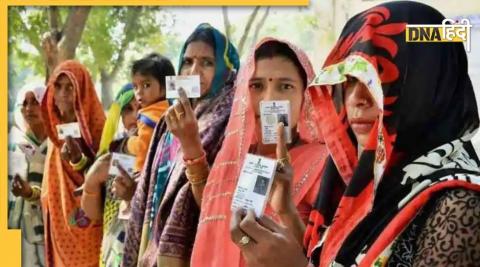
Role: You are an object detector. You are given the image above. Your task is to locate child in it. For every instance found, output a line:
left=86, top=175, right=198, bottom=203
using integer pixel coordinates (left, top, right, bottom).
left=127, top=53, right=175, bottom=172
left=111, top=53, right=175, bottom=202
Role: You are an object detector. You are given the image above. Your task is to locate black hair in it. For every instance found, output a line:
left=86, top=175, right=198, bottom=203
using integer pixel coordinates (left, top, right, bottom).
left=184, top=27, right=216, bottom=53
left=131, top=53, right=175, bottom=89
left=254, top=41, right=307, bottom=88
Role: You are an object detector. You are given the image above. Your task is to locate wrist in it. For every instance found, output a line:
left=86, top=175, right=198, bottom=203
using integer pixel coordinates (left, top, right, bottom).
left=181, top=138, right=204, bottom=159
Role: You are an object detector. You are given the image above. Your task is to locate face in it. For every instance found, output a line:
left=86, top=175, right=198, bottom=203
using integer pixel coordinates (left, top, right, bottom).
left=249, top=56, right=305, bottom=137
left=21, top=92, right=42, bottom=126
left=54, top=74, right=75, bottom=117
left=121, top=98, right=140, bottom=131
left=132, top=73, right=164, bottom=108
left=180, top=41, right=216, bottom=96
left=344, top=76, right=381, bottom=147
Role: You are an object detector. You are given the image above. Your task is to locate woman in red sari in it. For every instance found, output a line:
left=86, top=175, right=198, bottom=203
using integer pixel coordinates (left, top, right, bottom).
left=191, top=38, right=328, bottom=267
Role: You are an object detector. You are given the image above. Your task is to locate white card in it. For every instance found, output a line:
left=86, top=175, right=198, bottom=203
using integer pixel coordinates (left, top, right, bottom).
left=231, top=154, right=277, bottom=217
left=109, top=152, right=136, bottom=177
left=166, top=75, right=201, bottom=99
left=56, top=122, right=81, bottom=140
left=9, top=151, right=28, bottom=179
left=260, top=100, right=292, bottom=144
left=17, top=143, right=36, bottom=157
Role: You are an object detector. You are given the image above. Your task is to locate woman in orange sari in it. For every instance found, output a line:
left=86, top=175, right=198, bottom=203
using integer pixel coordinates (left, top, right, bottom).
left=41, top=60, right=106, bottom=266
left=191, top=38, right=327, bottom=267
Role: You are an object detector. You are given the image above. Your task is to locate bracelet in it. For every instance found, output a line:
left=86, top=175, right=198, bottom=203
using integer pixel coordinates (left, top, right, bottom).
left=189, top=177, right=208, bottom=186
left=70, top=153, right=89, bottom=171
left=83, top=187, right=100, bottom=197
left=24, top=185, right=41, bottom=202
left=185, top=165, right=209, bottom=185
left=183, top=150, right=207, bottom=166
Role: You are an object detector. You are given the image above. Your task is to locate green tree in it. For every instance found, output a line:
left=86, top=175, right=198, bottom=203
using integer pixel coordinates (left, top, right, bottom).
left=9, top=6, right=174, bottom=108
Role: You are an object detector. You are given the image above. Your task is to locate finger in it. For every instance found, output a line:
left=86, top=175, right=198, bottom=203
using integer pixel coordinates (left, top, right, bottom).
left=173, top=102, right=186, bottom=120
left=276, top=123, right=288, bottom=160
left=239, top=209, right=273, bottom=243
left=257, top=215, right=284, bottom=234
left=230, top=209, right=249, bottom=244
left=178, top=88, right=194, bottom=119
left=116, top=164, right=133, bottom=185
left=167, top=108, right=179, bottom=129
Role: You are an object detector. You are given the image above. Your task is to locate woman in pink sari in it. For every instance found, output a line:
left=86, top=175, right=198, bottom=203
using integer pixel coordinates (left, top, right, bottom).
left=191, top=38, right=328, bottom=267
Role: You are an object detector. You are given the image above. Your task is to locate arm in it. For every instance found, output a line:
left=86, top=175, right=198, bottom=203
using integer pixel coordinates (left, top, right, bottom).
left=126, top=122, right=154, bottom=171
left=80, top=153, right=111, bottom=221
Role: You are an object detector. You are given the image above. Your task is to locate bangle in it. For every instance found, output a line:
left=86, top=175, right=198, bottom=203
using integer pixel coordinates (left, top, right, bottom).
left=70, top=153, right=89, bottom=171
left=184, top=150, right=207, bottom=166
left=25, top=186, right=41, bottom=202
left=185, top=164, right=209, bottom=185
left=83, top=187, right=100, bottom=197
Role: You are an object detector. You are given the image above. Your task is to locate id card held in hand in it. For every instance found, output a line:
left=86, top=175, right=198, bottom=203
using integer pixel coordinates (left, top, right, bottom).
left=166, top=75, right=201, bottom=99
left=56, top=122, right=81, bottom=140
left=231, top=154, right=277, bottom=217
left=109, top=153, right=136, bottom=178
left=260, top=100, right=292, bottom=144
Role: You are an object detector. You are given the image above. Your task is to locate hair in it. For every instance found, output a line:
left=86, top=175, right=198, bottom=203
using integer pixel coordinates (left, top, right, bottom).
left=254, top=41, right=307, bottom=88
left=131, top=53, right=176, bottom=89
left=184, top=27, right=216, bottom=53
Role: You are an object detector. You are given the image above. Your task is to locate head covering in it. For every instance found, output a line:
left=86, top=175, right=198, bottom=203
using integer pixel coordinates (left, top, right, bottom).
left=122, top=23, right=240, bottom=267
left=191, top=37, right=326, bottom=267
left=304, top=2, right=480, bottom=266
left=14, top=83, right=46, bottom=133
left=178, top=23, right=240, bottom=98
left=41, top=60, right=105, bottom=266
left=97, top=83, right=135, bottom=156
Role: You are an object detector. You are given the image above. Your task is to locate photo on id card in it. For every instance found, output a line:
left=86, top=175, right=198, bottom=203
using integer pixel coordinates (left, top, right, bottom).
left=260, top=100, right=292, bottom=144
left=231, top=154, right=277, bottom=217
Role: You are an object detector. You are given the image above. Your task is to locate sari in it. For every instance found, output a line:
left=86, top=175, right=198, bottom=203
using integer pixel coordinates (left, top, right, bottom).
left=41, top=60, right=106, bottom=266
left=99, top=84, right=135, bottom=267
left=8, top=84, right=47, bottom=267
left=122, top=23, right=240, bottom=267
left=304, top=2, right=480, bottom=266
left=190, top=38, right=327, bottom=267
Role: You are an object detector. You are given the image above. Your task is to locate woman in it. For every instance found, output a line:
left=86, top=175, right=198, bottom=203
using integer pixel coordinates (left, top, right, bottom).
left=122, top=23, right=240, bottom=267
left=41, top=60, right=106, bottom=266
left=81, top=83, right=139, bottom=267
left=191, top=38, right=327, bottom=267
left=8, top=83, right=47, bottom=267
left=230, top=2, right=480, bottom=267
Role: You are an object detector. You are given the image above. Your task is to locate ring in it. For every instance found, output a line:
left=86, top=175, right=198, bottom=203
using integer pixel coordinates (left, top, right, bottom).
left=276, top=155, right=291, bottom=172
left=238, top=235, right=251, bottom=246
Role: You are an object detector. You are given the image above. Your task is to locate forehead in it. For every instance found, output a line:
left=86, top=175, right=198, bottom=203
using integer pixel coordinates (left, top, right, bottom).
left=183, top=41, right=215, bottom=58
left=55, top=74, right=72, bottom=85
left=22, top=91, right=38, bottom=103
left=132, top=73, right=157, bottom=82
left=252, top=57, right=301, bottom=80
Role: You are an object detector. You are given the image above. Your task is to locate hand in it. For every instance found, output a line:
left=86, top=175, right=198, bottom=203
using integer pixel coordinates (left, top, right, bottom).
left=111, top=163, right=136, bottom=201
left=84, top=153, right=112, bottom=190
left=60, top=136, right=83, bottom=163
left=230, top=209, right=308, bottom=267
left=165, top=88, right=202, bottom=151
left=11, top=175, right=33, bottom=198
left=269, top=123, right=295, bottom=215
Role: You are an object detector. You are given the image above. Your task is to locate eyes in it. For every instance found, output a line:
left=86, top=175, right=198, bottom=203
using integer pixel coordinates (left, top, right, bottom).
left=248, top=80, right=296, bottom=93
left=54, top=83, right=73, bottom=92
left=133, top=82, right=151, bottom=91
left=182, top=58, right=215, bottom=68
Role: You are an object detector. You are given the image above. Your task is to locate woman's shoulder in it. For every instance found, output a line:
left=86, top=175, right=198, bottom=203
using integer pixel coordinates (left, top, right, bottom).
left=412, top=188, right=480, bottom=266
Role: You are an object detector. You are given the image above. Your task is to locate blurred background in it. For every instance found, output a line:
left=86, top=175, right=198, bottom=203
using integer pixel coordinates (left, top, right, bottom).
left=8, top=0, right=480, bottom=151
